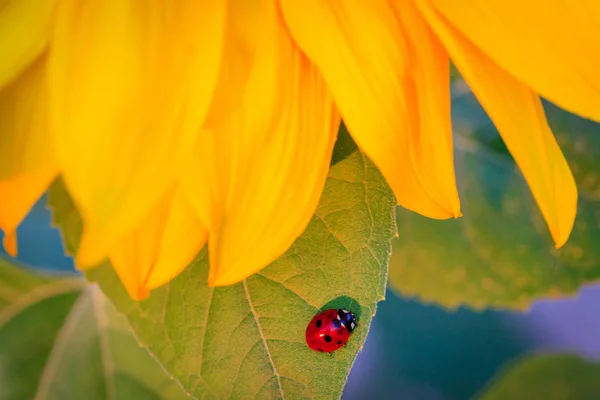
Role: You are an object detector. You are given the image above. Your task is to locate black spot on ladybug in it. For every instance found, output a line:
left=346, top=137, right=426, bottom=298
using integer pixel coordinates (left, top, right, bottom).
left=317, top=348, right=323, bottom=352
left=324, top=335, right=332, bottom=343
left=315, top=320, right=322, bottom=328
left=337, top=341, right=342, bottom=345
left=332, top=319, right=341, bottom=329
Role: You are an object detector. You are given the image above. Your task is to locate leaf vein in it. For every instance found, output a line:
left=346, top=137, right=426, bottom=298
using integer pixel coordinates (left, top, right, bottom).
left=0, top=282, right=23, bottom=302
left=199, top=287, right=215, bottom=374
left=228, top=339, right=262, bottom=399
left=242, top=279, right=285, bottom=399
left=314, top=215, right=352, bottom=255
left=0, top=278, right=84, bottom=327
left=91, top=286, right=117, bottom=400
left=33, top=290, right=88, bottom=400
left=360, top=152, right=375, bottom=246
left=258, top=273, right=320, bottom=311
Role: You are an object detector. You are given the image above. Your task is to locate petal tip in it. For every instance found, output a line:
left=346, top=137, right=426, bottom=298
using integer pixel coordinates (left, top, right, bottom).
left=74, top=232, right=107, bottom=270
left=122, top=283, right=150, bottom=301
left=549, top=214, right=576, bottom=250
left=206, top=260, right=221, bottom=287
left=133, top=286, right=150, bottom=301
left=418, top=208, right=462, bottom=220
left=74, top=251, right=96, bottom=271
left=2, top=232, right=18, bottom=257
left=207, top=272, right=241, bottom=288
left=207, top=261, right=251, bottom=287
left=207, top=241, right=253, bottom=287
left=206, top=277, right=218, bottom=288
left=403, top=196, right=462, bottom=220
left=551, top=227, right=573, bottom=250
left=549, top=184, right=577, bottom=250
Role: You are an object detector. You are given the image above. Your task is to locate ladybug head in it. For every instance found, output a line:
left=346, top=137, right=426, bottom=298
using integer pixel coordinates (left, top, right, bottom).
left=337, top=309, right=357, bottom=333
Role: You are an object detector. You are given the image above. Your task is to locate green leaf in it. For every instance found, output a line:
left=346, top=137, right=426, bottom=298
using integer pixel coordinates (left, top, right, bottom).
left=477, top=354, right=600, bottom=400
left=388, top=86, right=600, bottom=310
left=0, top=258, right=188, bottom=400
left=48, top=140, right=397, bottom=399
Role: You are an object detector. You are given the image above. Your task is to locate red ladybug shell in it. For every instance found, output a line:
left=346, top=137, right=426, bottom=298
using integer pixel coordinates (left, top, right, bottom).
left=305, top=308, right=356, bottom=353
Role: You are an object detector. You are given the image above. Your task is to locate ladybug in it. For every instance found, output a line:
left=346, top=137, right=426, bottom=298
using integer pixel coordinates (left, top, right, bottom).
left=305, top=308, right=357, bottom=353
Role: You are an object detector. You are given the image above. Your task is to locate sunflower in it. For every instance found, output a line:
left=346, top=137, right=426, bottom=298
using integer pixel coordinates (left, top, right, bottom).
left=0, top=0, right=586, bottom=300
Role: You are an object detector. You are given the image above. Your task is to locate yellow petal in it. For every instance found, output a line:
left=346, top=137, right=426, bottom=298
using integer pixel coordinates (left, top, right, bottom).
left=180, top=0, right=340, bottom=286
left=423, top=0, right=600, bottom=123
left=2, top=232, right=16, bottom=257
left=280, top=0, right=461, bottom=219
left=0, top=0, right=56, bottom=88
left=109, top=185, right=207, bottom=301
left=417, top=0, right=577, bottom=247
left=48, top=0, right=226, bottom=268
left=0, top=56, right=58, bottom=256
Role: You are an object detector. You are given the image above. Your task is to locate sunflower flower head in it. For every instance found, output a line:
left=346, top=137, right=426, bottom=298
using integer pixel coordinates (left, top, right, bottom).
left=0, top=0, right=583, bottom=300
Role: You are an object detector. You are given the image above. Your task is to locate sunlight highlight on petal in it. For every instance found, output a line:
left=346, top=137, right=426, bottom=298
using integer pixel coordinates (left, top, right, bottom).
left=281, top=0, right=460, bottom=219
left=0, top=0, right=55, bottom=88
left=417, top=0, right=577, bottom=247
left=0, top=56, right=58, bottom=256
left=181, top=0, right=340, bottom=286
left=109, top=185, right=207, bottom=301
left=49, top=0, right=226, bottom=268
left=424, top=0, right=600, bottom=122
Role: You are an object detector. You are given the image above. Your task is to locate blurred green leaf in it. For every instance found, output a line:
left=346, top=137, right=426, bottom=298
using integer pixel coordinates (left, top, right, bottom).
left=389, top=86, right=600, bottom=310
left=49, top=143, right=397, bottom=399
left=477, top=354, right=600, bottom=400
left=0, top=258, right=187, bottom=400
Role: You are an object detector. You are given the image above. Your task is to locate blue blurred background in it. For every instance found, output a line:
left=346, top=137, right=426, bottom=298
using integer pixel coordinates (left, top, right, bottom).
left=2, top=195, right=599, bottom=400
